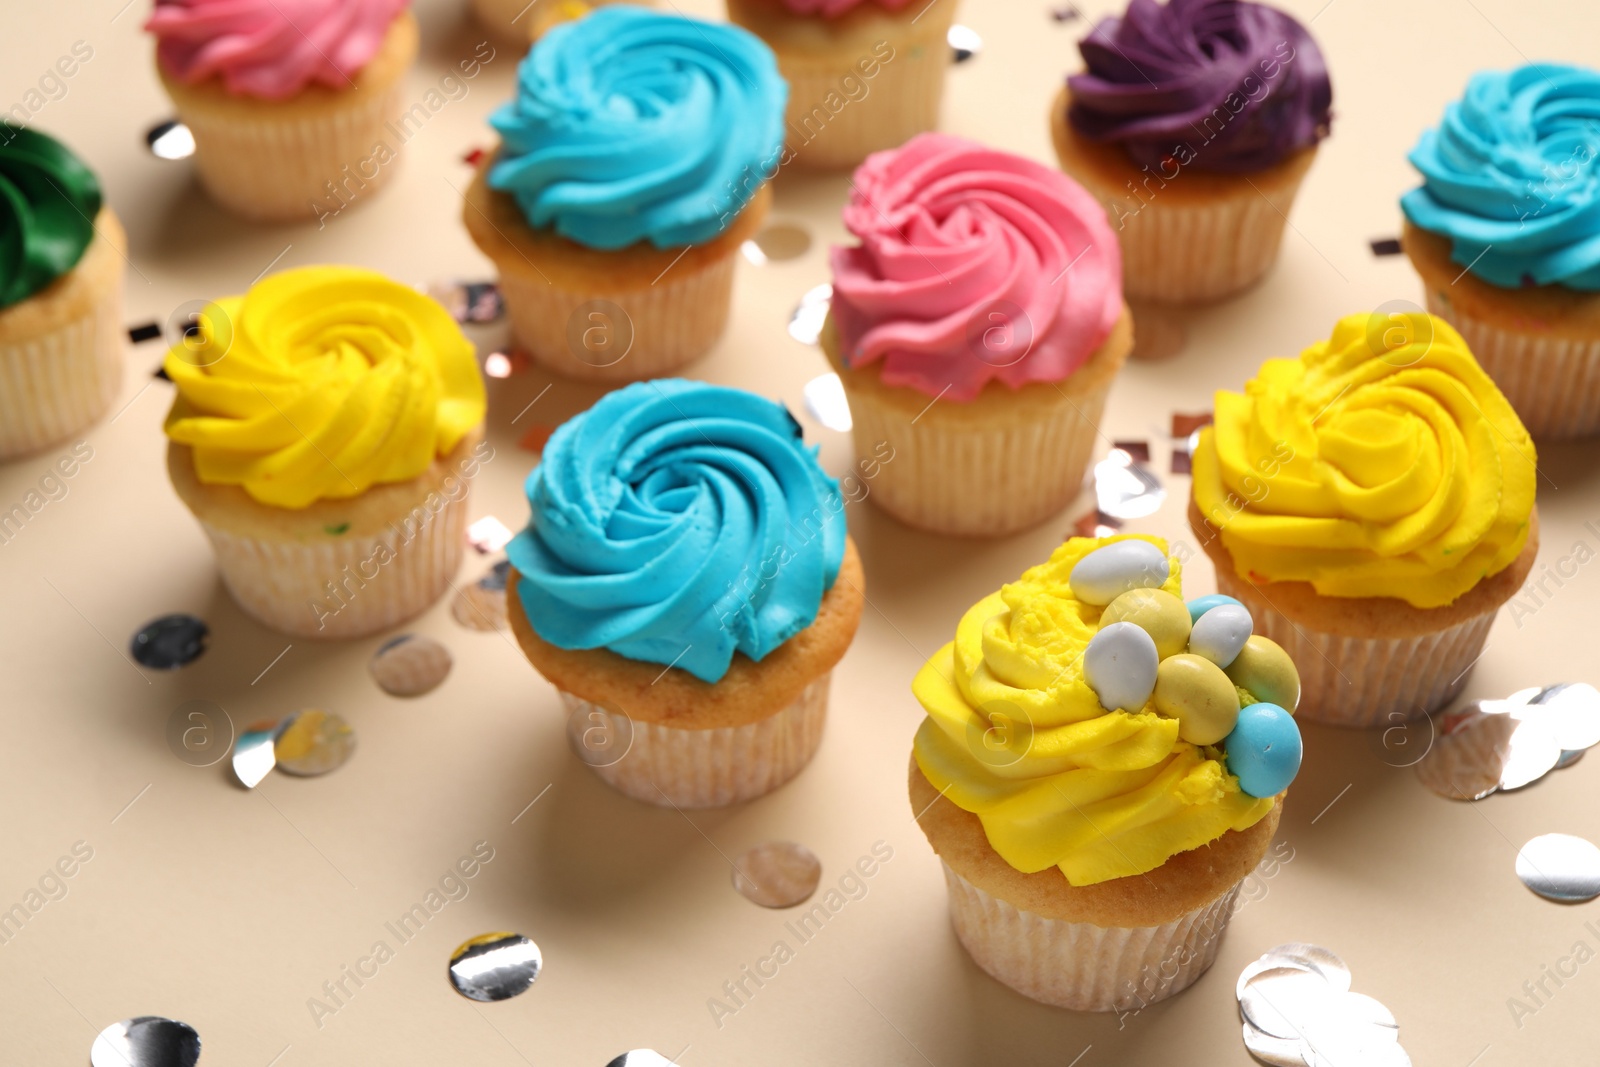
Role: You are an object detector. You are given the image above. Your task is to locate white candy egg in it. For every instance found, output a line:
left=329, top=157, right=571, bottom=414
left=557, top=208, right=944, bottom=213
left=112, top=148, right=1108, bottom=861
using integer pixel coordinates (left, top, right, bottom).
left=1083, top=622, right=1160, bottom=713
left=1069, top=541, right=1171, bottom=606
left=1187, top=603, right=1253, bottom=668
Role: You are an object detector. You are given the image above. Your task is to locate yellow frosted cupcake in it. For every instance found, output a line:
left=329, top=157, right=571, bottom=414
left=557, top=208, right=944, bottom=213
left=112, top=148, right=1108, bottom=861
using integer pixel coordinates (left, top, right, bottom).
left=824, top=133, right=1130, bottom=537
left=1189, top=312, right=1539, bottom=728
left=0, top=126, right=125, bottom=458
left=1052, top=0, right=1332, bottom=304
left=163, top=266, right=488, bottom=639
left=912, top=535, right=1303, bottom=1011
left=145, top=0, right=419, bottom=222
left=505, top=379, right=863, bottom=809
left=463, top=7, right=785, bottom=382
left=725, top=0, right=958, bottom=170
left=470, top=0, right=646, bottom=46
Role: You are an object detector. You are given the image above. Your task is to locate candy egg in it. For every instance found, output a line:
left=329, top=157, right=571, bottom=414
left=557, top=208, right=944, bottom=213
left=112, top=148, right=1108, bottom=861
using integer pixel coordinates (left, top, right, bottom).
left=1224, top=635, right=1301, bottom=712
left=1186, top=593, right=1244, bottom=625
left=1083, top=622, right=1159, bottom=713
left=1187, top=603, right=1253, bottom=668
left=1154, top=654, right=1241, bottom=745
left=1101, top=588, right=1191, bottom=659
left=1224, top=703, right=1302, bottom=798
left=1069, top=541, right=1170, bottom=606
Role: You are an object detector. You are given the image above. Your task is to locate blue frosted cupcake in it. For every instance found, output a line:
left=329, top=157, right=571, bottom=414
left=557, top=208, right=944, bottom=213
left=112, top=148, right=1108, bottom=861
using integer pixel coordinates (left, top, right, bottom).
left=1401, top=64, right=1600, bottom=439
left=505, top=379, right=864, bottom=808
left=462, top=5, right=787, bottom=382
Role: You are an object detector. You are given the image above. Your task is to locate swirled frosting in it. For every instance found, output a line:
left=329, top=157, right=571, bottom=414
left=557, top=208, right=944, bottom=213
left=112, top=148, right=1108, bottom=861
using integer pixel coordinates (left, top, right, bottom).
left=1402, top=65, right=1600, bottom=290
left=146, top=0, right=408, bottom=100
left=773, top=0, right=914, bottom=14
left=508, top=379, right=846, bottom=684
left=0, top=125, right=102, bottom=310
left=487, top=6, right=787, bottom=251
left=829, top=133, right=1123, bottom=401
left=163, top=266, right=487, bottom=509
left=1066, top=0, right=1332, bottom=174
left=912, top=535, right=1277, bottom=887
left=1192, top=313, right=1536, bottom=608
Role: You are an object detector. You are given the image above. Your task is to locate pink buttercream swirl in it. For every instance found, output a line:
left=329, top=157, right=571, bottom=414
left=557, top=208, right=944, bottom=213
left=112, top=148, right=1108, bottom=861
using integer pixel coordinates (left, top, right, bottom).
left=774, top=0, right=914, bottom=15
left=146, top=0, right=407, bottom=100
left=829, top=133, right=1123, bottom=401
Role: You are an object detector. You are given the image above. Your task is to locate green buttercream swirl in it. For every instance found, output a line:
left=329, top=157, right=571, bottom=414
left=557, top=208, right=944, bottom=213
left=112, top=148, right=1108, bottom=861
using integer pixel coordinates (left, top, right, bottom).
left=0, top=124, right=102, bottom=310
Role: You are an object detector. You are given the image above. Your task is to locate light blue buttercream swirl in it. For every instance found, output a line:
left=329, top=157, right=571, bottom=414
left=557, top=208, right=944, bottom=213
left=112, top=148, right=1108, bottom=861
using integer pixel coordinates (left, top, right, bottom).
left=508, top=379, right=846, bottom=684
left=486, top=5, right=787, bottom=252
left=1401, top=64, right=1600, bottom=290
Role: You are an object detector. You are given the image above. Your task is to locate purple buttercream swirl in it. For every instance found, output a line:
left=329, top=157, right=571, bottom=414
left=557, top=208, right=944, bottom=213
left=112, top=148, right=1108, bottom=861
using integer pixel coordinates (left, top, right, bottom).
left=1066, top=0, right=1332, bottom=174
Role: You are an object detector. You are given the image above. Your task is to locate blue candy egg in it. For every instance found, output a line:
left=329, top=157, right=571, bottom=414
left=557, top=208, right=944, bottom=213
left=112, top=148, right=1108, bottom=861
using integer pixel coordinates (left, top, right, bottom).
left=1224, top=703, right=1302, bottom=798
left=1186, top=593, right=1244, bottom=625
left=1188, top=602, right=1253, bottom=668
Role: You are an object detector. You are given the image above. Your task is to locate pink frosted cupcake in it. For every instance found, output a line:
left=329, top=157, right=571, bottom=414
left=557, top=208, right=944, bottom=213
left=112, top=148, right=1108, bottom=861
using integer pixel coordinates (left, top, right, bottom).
left=146, top=0, right=419, bottom=222
left=822, top=133, right=1132, bottom=537
left=726, top=0, right=960, bottom=169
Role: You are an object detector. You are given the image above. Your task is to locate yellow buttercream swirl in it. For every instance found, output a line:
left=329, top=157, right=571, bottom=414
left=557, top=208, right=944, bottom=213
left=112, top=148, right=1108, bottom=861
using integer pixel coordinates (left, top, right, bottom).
left=912, top=535, right=1275, bottom=887
left=163, top=266, right=486, bottom=509
left=1192, top=312, right=1536, bottom=608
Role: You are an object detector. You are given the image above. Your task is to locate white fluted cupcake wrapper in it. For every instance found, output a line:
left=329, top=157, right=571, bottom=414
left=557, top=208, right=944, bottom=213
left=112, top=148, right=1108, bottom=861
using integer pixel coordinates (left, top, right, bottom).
left=1090, top=178, right=1307, bottom=304
left=0, top=275, right=123, bottom=459
left=778, top=29, right=952, bottom=170
left=174, top=86, right=407, bottom=223
left=559, top=673, right=831, bottom=809
left=1213, top=567, right=1496, bottom=729
left=941, top=862, right=1242, bottom=1013
left=1424, top=292, right=1600, bottom=440
left=196, top=488, right=470, bottom=639
left=495, top=249, right=739, bottom=383
left=840, top=380, right=1112, bottom=537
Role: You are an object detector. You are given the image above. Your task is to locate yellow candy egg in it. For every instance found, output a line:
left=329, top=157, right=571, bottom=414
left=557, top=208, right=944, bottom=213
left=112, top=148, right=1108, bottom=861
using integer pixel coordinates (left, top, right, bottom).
left=1100, top=588, right=1192, bottom=660
left=1154, top=654, right=1241, bottom=745
left=1225, top=636, right=1301, bottom=712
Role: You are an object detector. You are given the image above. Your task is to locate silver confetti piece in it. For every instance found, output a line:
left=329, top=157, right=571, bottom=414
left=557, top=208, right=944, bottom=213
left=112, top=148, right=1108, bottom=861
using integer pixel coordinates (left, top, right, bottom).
left=606, top=1053, right=676, bottom=1067
left=370, top=634, right=453, bottom=697
left=1516, top=833, right=1600, bottom=903
left=1094, top=446, right=1165, bottom=520
left=801, top=373, right=853, bottom=432
left=232, top=720, right=279, bottom=789
left=948, top=24, right=982, bottom=62
left=732, top=842, right=822, bottom=909
left=232, top=709, right=356, bottom=788
left=788, top=284, right=833, bottom=346
left=1241, top=1021, right=1307, bottom=1067
left=1238, top=944, right=1352, bottom=1000
left=742, top=223, right=812, bottom=265
left=91, top=1017, right=200, bottom=1067
left=449, top=933, right=543, bottom=1002
left=1240, top=967, right=1334, bottom=1041
left=145, top=120, right=195, bottom=161
left=1527, top=683, right=1600, bottom=752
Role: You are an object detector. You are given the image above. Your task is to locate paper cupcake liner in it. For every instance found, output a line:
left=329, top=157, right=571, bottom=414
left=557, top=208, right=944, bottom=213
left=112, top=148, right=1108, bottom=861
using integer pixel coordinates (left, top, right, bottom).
left=494, top=247, right=740, bottom=383
left=1423, top=292, right=1600, bottom=440
left=0, top=257, right=124, bottom=459
left=777, top=19, right=955, bottom=170
left=171, top=84, right=408, bottom=223
left=1083, top=177, right=1307, bottom=305
left=559, top=672, right=831, bottom=809
left=940, top=861, right=1242, bottom=1012
left=1212, top=567, right=1496, bottom=729
left=196, top=487, right=471, bottom=640
left=838, top=378, right=1112, bottom=537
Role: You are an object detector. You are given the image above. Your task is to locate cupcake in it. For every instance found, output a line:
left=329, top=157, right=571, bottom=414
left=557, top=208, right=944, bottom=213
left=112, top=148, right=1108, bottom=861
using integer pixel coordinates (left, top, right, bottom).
left=163, top=266, right=488, bottom=639
left=505, top=379, right=864, bottom=809
left=1188, top=312, right=1539, bottom=728
left=911, top=534, right=1303, bottom=1011
left=470, top=0, right=644, bottom=46
left=463, top=6, right=785, bottom=382
left=725, top=0, right=959, bottom=170
left=1051, top=0, right=1332, bottom=304
left=0, top=126, right=125, bottom=459
left=823, top=133, right=1132, bottom=537
left=145, top=0, right=419, bottom=222
left=1402, top=65, right=1600, bottom=440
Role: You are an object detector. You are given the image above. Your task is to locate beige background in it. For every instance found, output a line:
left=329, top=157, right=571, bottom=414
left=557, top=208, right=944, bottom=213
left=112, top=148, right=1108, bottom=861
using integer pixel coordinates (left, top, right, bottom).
left=4, top=0, right=1600, bottom=1064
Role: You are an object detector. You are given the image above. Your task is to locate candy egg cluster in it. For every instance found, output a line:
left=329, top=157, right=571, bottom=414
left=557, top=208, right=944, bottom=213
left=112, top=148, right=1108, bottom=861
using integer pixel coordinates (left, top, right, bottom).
left=1071, top=542, right=1304, bottom=799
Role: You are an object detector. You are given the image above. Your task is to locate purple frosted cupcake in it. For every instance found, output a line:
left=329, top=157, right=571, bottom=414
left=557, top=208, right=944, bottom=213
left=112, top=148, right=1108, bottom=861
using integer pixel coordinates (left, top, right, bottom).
left=1049, top=0, right=1332, bottom=303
